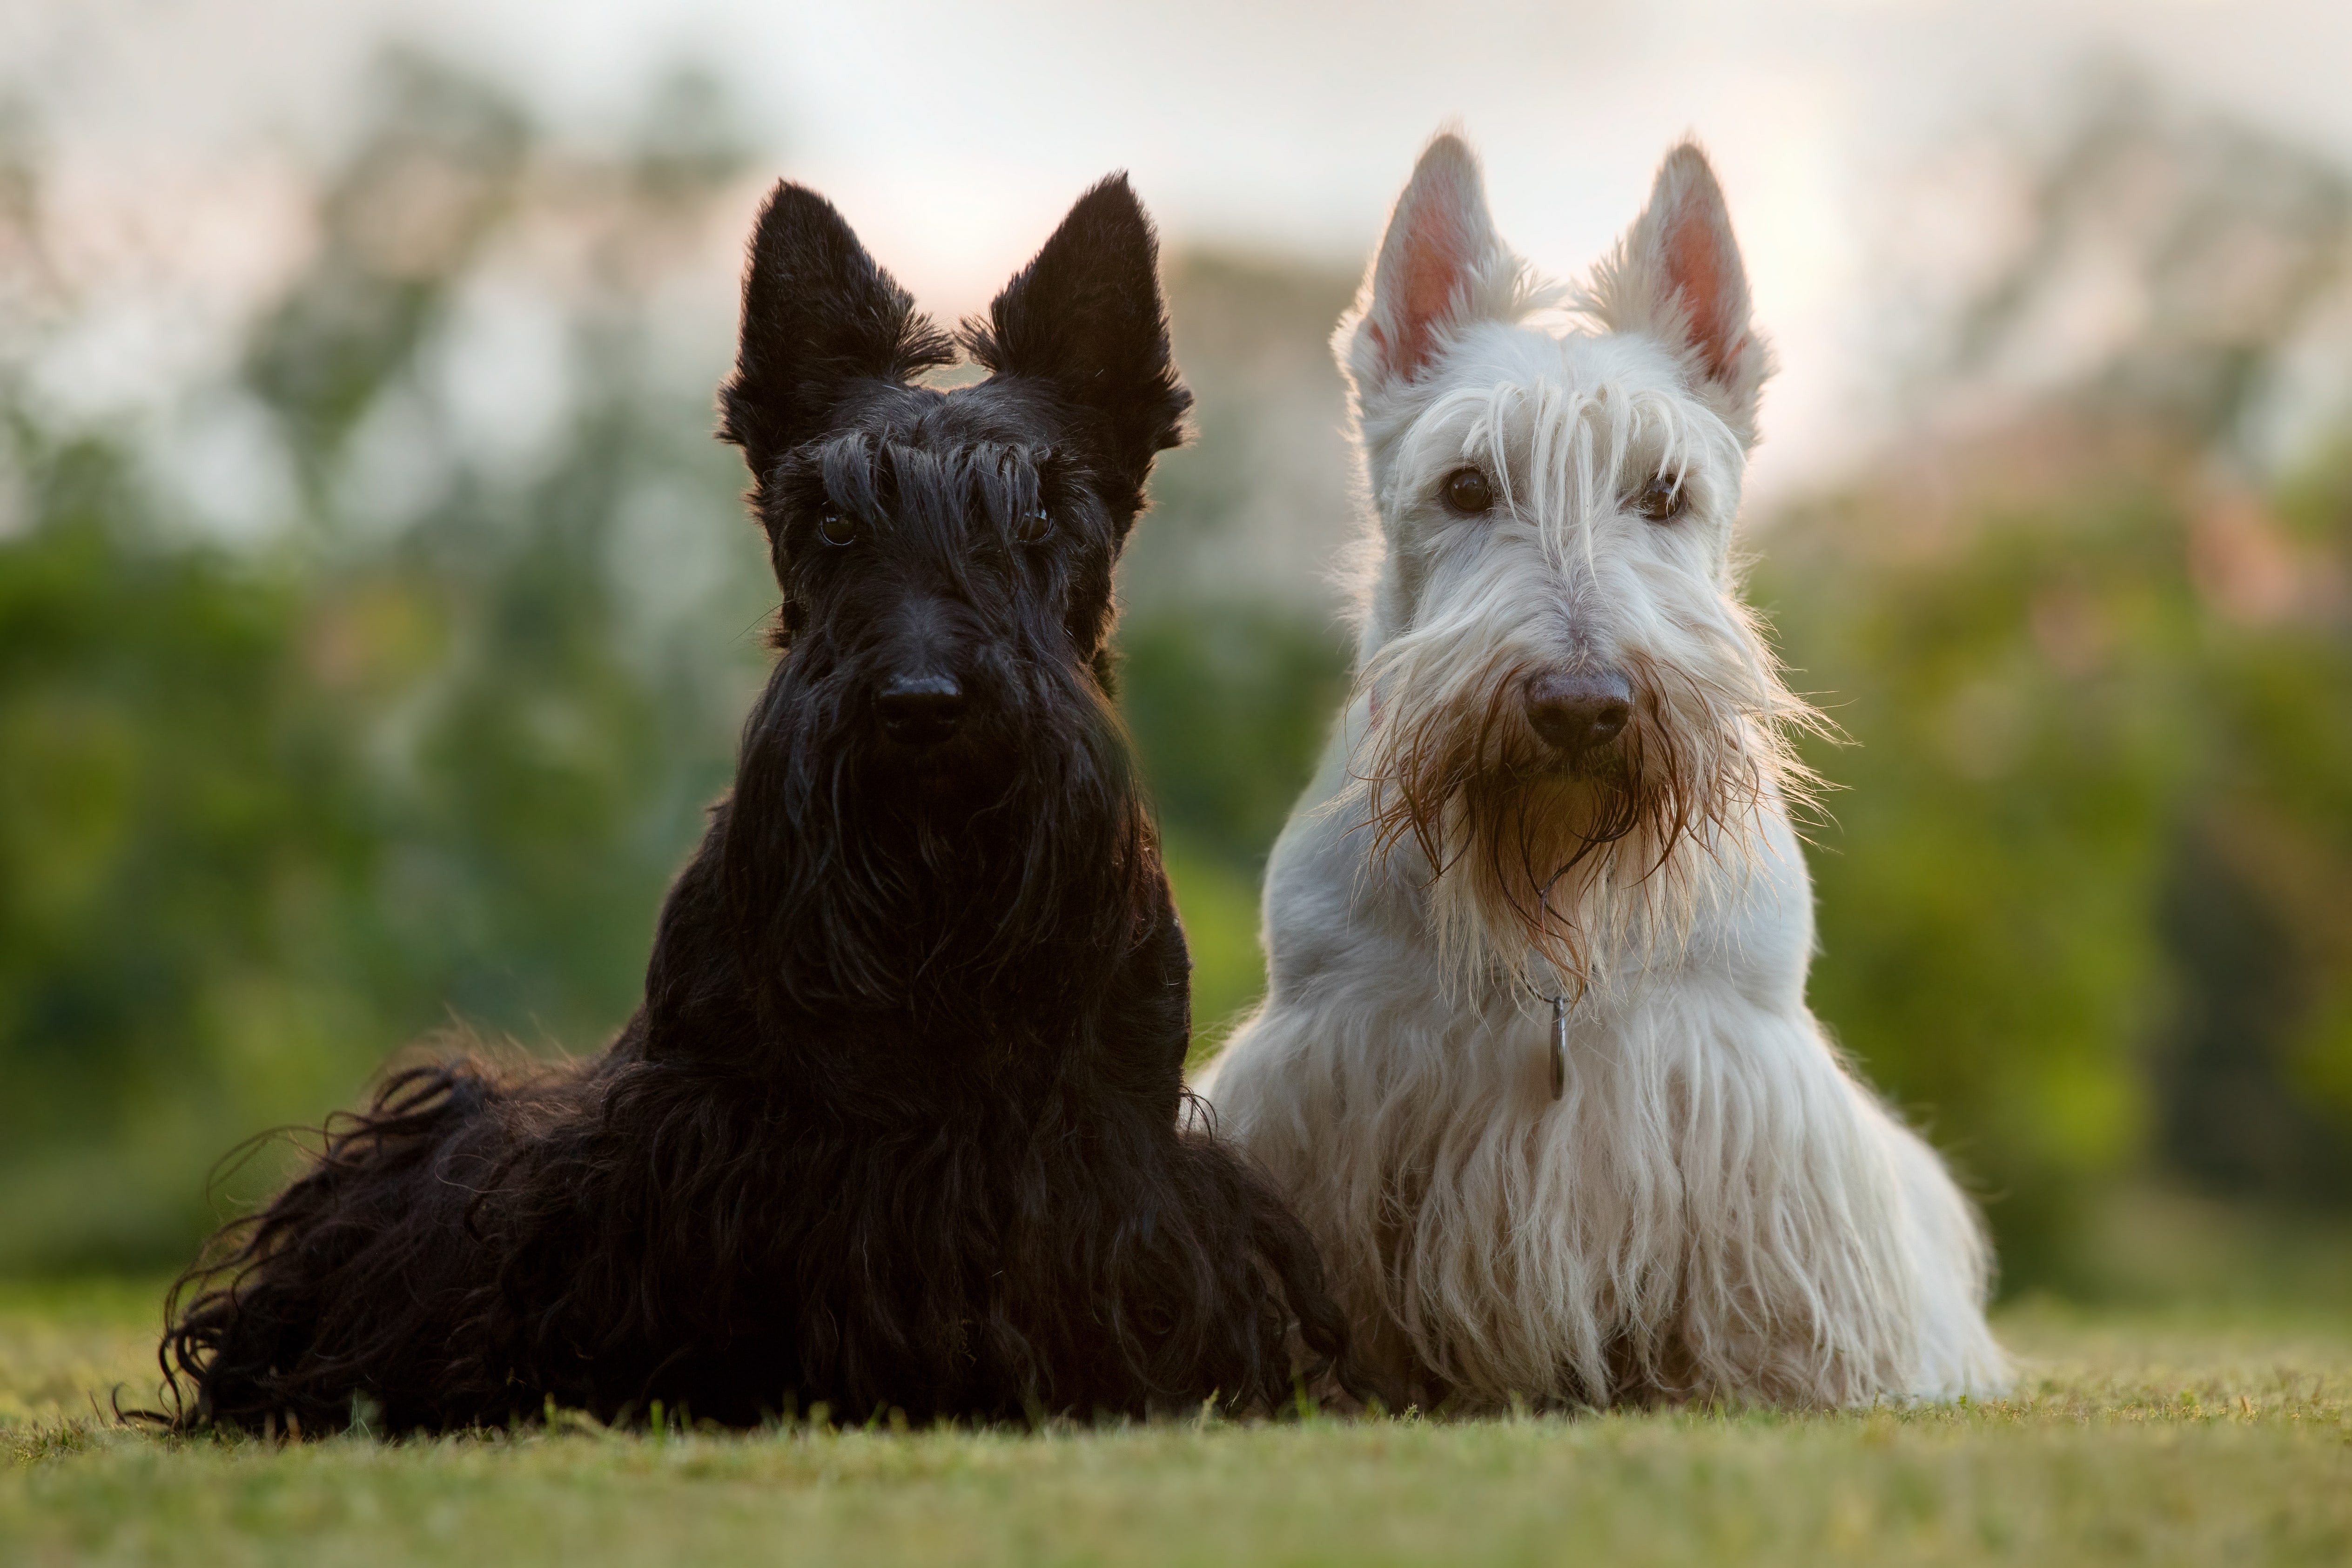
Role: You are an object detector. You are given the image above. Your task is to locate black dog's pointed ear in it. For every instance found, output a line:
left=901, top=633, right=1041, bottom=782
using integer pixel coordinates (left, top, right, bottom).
left=719, top=182, right=954, bottom=481
left=964, top=175, right=1192, bottom=496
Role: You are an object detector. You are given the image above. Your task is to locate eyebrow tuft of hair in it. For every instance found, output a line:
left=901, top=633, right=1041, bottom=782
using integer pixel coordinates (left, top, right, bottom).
left=1402, top=381, right=1740, bottom=569
left=804, top=435, right=1050, bottom=538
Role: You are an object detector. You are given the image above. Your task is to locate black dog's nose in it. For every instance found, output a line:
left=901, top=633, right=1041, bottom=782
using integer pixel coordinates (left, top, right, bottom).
left=875, top=674, right=965, bottom=747
left=1525, top=668, right=1633, bottom=759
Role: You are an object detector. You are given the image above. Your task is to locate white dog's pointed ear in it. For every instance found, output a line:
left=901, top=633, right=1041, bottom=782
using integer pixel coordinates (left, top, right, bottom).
left=1589, top=142, right=1774, bottom=443
left=1341, top=133, right=1512, bottom=400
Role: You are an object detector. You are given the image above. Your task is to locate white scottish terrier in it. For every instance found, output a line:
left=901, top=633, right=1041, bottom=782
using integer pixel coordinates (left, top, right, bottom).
left=1196, top=134, right=2009, bottom=1409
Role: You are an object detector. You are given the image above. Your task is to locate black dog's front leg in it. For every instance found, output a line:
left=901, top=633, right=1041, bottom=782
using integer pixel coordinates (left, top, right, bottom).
left=1097, top=855, right=1195, bottom=1105
left=1088, top=848, right=1364, bottom=1412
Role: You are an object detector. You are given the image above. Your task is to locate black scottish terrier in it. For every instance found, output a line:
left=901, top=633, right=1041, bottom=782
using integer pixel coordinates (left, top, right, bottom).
left=159, top=175, right=1351, bottom=1433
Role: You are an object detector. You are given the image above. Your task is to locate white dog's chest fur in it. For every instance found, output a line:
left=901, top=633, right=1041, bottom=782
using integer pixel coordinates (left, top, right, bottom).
left=1201, top=708, right=2007, bottom=1407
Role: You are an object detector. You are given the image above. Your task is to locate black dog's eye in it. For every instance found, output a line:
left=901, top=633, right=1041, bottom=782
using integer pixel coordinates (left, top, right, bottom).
left=1442, top=468, right=1494, bottom=515
left=1631, top=475, right=1686, bottom=523
left=818, top=509, right=858, bottom=546
left=1015, top=505, right=1053, bottom=545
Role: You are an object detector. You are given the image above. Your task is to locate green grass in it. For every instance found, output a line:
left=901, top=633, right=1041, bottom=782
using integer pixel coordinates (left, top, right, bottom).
left=1, top=1280, right=2346, bottom=1566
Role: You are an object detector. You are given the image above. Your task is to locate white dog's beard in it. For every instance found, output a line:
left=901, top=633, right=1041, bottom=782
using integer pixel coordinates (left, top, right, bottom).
left=1350, top=651, right=1800, bottom=991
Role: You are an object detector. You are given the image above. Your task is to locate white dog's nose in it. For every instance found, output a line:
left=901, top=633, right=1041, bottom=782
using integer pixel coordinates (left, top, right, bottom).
left=1525, top=669, right=1632, bottom=759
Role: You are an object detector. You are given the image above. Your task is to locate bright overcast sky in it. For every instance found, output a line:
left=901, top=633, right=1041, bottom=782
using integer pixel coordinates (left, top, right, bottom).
left=8, top=0, right=2352, bottom=496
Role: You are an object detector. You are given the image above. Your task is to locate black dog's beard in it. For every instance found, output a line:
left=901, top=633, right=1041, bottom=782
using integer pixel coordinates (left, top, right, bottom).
left=724, top=658, right=1146, bottom=1018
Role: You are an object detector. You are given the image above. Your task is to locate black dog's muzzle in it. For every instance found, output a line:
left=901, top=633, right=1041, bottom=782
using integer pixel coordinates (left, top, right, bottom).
left=875, top=673, right=966, bottom=748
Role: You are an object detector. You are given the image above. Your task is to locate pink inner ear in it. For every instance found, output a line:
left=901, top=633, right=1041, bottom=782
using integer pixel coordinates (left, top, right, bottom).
left=1664, top=202, right=1739, bottom=384
left=1385, top=200, right=1471, bottom=381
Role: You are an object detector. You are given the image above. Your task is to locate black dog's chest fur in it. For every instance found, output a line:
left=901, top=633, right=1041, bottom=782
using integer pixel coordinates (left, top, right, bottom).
left=159, top=173, right=1350, bottom=1433
left=640, top=798, right=1191, bottom=1097
left=369, top=827, right=1206, bottom=1428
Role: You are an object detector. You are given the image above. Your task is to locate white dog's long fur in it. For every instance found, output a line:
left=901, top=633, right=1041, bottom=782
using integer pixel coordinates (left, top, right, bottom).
left=1196, top=135, right=2009, bottom=1408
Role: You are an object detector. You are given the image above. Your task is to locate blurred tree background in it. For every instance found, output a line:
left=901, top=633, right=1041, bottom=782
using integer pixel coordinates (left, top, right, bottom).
left=0, top=55, right=2345, bottom=1296
left=0, top=56, right=776, bottom=1266
left=1760, top=84, right=2352, bottom=1285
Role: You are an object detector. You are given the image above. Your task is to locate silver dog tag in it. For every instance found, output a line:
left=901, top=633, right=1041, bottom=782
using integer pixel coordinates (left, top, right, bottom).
left=1549, top=995, right=1567, bottom=1101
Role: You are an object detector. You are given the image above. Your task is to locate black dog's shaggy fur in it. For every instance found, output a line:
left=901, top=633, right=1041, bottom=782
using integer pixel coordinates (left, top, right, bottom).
left=157, top=176, right=1352, bottom=1433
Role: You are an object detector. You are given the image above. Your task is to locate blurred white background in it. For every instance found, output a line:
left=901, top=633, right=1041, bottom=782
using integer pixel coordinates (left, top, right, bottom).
left=11, top=0, right=2352, bottom=503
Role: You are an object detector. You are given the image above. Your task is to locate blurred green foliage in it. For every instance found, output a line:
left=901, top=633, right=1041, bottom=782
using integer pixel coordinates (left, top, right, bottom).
left=1120, top=607, right=1350, bottom=875
left=0, top=61, right=2344, bottom=1298
left=1758, top=87, right=2352, bottom=1285
left=1763, top=453, right=2352, bottom=1285
left=0, top=443, right=381, bottom=1262
left=0, top=55, right=769, bottom=1267
left=1118, top=605, right=1350, bottom=1059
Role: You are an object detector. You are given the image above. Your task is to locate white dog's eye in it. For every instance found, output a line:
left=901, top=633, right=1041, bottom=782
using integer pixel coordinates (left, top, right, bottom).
left=1442, top=468, right=1494, bottom=515
left=1630, top=475, right=1686, bottom=523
